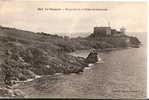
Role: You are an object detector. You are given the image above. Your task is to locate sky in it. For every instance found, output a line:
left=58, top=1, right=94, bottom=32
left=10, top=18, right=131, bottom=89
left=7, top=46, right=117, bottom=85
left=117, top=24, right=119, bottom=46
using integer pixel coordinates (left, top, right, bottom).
left=0, top=1, right=147, bottom=36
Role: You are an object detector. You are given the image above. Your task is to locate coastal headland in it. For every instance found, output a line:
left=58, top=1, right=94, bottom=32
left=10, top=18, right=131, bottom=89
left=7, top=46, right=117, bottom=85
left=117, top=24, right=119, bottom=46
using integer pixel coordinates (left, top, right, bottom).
left=0, top=26, right=141, bottom=98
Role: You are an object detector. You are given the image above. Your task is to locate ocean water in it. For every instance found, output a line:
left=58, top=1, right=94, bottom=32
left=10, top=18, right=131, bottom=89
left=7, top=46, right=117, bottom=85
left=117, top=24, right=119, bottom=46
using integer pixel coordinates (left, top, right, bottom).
left=16, top=33, right=147, bottom=99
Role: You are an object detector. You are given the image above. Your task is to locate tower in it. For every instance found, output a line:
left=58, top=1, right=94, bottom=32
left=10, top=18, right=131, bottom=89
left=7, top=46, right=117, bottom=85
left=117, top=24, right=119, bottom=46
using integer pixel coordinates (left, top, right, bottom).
left=108, top=22, right=111, bottom=27
left=120, top=27, right=126, bottom=34
left=106, top=21, right=111, bottom=36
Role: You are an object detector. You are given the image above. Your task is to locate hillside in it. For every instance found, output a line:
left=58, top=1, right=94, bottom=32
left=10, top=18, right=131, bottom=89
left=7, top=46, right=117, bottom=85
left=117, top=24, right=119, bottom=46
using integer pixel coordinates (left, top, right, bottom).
left=0, top=26, right=141, bottom=97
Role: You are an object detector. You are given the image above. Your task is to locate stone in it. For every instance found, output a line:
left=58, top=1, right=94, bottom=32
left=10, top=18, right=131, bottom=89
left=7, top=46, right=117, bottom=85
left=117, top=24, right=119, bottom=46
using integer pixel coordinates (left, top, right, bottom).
left=86, top=50, right=98, bottom=64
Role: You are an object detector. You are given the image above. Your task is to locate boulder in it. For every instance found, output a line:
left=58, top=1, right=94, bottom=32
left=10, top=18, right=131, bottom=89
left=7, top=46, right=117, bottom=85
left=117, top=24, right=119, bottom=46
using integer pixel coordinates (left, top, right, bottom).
left=0, top=88, right=25, bottom=98
left=0, top=88, right=13, bottom=97
left=85, top=50, right=98, bottom=64
left=13, top=89, right=25, bottom=98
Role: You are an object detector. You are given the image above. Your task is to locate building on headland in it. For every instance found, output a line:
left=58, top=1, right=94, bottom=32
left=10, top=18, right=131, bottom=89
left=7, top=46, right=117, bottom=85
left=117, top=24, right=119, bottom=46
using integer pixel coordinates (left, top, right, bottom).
left=93, top=26, right=126, bottom=37
left=94, top=27, right=111, bottom=36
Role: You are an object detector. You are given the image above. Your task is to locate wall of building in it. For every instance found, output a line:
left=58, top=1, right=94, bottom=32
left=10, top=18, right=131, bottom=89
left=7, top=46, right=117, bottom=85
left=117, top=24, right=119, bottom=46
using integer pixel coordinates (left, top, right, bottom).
left=93, top=27, right=111, bottom=36
left=93, top=27, right=125, bottom=37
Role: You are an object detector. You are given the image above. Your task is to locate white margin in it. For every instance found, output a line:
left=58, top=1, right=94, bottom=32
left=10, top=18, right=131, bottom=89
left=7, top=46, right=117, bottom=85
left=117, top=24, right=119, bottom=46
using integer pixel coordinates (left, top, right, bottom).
left=147, top=0, right=149, bottom=98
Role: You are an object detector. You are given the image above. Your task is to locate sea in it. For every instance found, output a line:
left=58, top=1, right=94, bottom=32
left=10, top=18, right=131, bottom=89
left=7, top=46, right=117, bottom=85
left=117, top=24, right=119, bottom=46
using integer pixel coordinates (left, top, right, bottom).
left=16, top=32, right=147, bottom=99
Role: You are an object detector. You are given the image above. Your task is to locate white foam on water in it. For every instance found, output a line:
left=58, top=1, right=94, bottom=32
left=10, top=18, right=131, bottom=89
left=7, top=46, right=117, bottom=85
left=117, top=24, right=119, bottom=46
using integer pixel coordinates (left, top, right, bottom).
left=88, top=63, right=94, bottom=67
left=46, top=65, right=50, bottom=68
left=35, top=75, right=42, bottom=79
left=55, top=73, right=63, bottom=75
left=97, top=60, right=104, bottom=63
left=14, top=75, right=42, bottom=84
left=98, top=57, right=101, bottom=61
left=25, top=79, right=34, bottom=82
left=84, top=67, right=92, bottom=70
left=70, top=73, right=77, bottom=75
left=97, top=57, right=104, bottom=63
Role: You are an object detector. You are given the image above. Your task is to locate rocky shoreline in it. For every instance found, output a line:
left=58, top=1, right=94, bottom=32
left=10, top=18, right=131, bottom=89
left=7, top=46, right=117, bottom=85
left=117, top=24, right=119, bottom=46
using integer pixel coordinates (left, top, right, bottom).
left=0, top=47, right=133, bottom=98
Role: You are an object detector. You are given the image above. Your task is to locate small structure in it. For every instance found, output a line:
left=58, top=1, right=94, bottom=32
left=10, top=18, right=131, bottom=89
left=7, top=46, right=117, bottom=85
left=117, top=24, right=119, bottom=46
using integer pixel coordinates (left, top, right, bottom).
left=93, top=27, right=111, bottom=36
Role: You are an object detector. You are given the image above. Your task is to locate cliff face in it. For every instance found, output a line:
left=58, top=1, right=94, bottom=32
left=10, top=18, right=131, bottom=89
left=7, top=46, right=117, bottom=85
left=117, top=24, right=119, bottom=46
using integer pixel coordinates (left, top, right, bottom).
left=0, top=26, right=141, bottom=90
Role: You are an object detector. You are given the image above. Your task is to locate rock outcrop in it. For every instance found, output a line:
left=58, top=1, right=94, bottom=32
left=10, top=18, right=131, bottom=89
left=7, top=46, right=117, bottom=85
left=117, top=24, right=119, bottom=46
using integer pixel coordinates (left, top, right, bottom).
left=85, top=50, right=98, bottom=64
left=0, top=88, right=25, bottom=98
